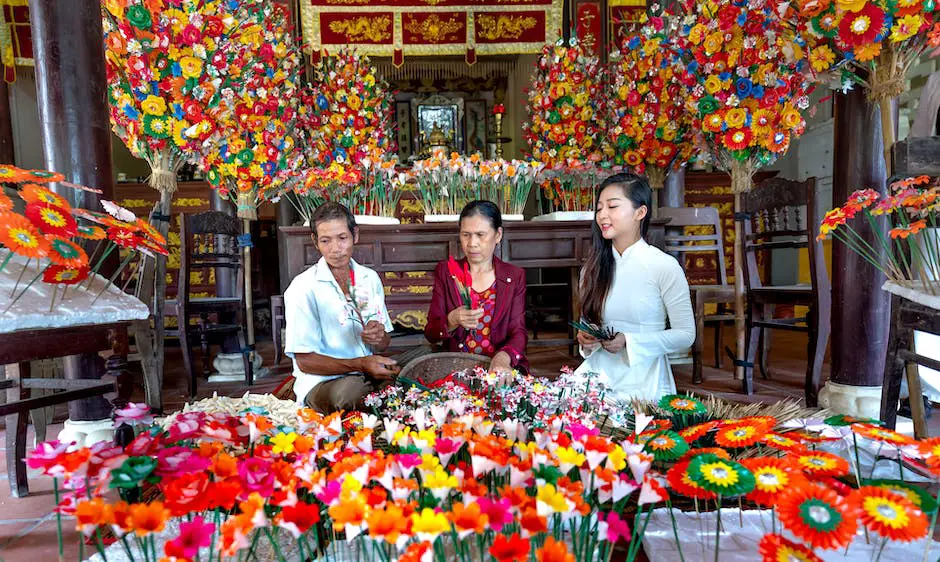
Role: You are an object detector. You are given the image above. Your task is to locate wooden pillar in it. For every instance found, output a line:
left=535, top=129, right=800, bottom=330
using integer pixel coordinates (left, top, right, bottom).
left=661, top=167, right=685, bottom=208
left=829, top=87, right=893, bottom=389
left=0, top=79, right=14, bottom=163
left=29, top=0, right=115, bottom=421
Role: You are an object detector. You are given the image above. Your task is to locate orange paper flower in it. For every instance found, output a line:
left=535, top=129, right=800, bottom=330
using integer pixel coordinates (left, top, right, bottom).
left=854, top=486, right=929, bottom=542
left=758, top=533, right=822, bottom=562
left=0, top=212, right=50, bottom=258
left=776, top=484, right=858, bottom=550
left=45, top=236, right=88, bottom=268
left=796, top=451, right=850, bottom=478
left=20, top=183, right=70, bottom=209
left=128, top=501, right=169, bottom=537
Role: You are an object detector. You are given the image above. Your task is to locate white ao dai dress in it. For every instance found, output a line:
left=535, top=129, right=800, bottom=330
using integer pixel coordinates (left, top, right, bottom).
left=573, top=239, right=695, bottom=402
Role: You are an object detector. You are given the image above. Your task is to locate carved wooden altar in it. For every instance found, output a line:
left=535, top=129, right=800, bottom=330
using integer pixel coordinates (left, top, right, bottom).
left=278, top=220, right=668, bottom=331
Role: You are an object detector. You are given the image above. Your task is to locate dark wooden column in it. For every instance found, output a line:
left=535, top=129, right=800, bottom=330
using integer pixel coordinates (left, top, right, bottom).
left=661, top=167, right=686, bottom=208
left=0, top=79, right=14, bottom=163
left=830, top=87, right=894, bottom=388
left=29, top=0, right=115, bottom=421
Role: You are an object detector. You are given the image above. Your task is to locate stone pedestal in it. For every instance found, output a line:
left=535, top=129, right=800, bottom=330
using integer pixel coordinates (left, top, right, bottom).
left=57, top=418, right=114, bottom=447
left=207, top=352, right=267, bottom=383
left=818, top=381, right=883, bottom=419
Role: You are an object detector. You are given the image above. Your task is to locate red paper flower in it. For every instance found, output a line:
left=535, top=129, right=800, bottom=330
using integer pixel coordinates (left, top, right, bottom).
left=489, top=533, right=530, bottom=562
left=854, top=486, right=929, bottom=542
left=723, top=128, right=753, bottom=151
left=679, top=420, right=719, bottom=443
left=838, top=3, right=887, bottom=48
left=42, top=265, right=90, bottom=285
left=446, top=255, right=473, bottom=308
left=777, top=484, right=858, bottom=550
left=666, top=459, right=717, bottom=500
left=107, top=226, right=143, bottom=249
left=758, top=533, right=822, bottom=562
left=25, top=203, right=78, bottom=237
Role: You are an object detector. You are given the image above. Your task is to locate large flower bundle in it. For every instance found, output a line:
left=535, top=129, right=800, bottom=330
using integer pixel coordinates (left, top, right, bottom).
left=198, top=1, right=310, bottom=221
left=680, top=0, right=821, bottom=189
left=307, top=50, right=396, bottom=168
left=525, top=37, right=605, bottom=167
left=607, top=10, right=698, bottom=190
left=0, top=165, right=167, bottom=313
left=819, top=175, right=940, bottom=294
left=290, top=151, right=404, bottom=222
left=793, top=0, right=939, bottom=162
left=410, top=151, right=543, bottom=217
left=525, top=37, right=605, bottom=214
left=102, top=0, right=247, bottom=194
left=29, top=391, right=940, bottom=562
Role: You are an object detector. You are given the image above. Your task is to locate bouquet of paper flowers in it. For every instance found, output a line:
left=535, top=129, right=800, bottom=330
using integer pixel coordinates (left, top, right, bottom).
left=198, top=0, right=312, bottom=220
left=307, top=50, right=396, bottom=168
left=525, top=37, right=605, bottom=167
left=819, top=174, right=940, bottom=294
left=536, top=163, right=603, bottom=214
left=0, top=165, right=167, bottom=315
left=29, top=386, right=940, bottom=562
left=607, top=8, right=698, bottom=190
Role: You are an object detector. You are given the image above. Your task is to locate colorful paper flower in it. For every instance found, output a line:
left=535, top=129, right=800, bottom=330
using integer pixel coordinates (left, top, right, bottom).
left=45, top=236, right=88, bottom=268
left=76, top=225, right=107, bottom=241
left=679, top=420, right=719, bottom=443
left=762, top=433, right=807, bottom=453
left=854, top=486, right=929, bottom=542
left=758, top=533, right=822, bottom=562
left=42, top=265, right=89, bottom=285
left=863, top=479, right=938, bottom=515
left=0, top=212, right=50, bottom=258
left=687, top=453, right=755, bottom=496
left=658, top=394, right=707, bottom=415
left=640, top=430, right=690, bottom=462
left=715, top=422, right=766, bottom=448
left=776, top=484, right=858, bottom=550
left=0, top=192, right=11, bottom=213
left=0, top=164, right=33, bottom=184
left=666, top=459, right=717, bottom=500
left=741, top=457, right=806, bottom=506
left=25, top=203, right=78, bottom=237
left=851, top=423, right=915, bottom=446
left=20, top=183, right=70, bottom=209
left=796, top=451, right=850, bottom=478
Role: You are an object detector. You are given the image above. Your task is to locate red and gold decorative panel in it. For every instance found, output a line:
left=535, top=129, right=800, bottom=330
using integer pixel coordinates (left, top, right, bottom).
left=301, top=0, right=562, bottom=65
left=607, top=0, right=644, bottom=52
left=575, top=1, right=601, bottom=56
left=0, top=1, right=33, bottom=82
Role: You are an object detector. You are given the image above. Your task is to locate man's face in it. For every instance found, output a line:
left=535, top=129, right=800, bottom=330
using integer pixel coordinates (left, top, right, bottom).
left=312, top=218, right=358, bottom=269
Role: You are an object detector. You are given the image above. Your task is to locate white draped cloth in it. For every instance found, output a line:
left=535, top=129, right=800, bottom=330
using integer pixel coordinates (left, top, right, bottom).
left=574, top=239, right=695, bottom=402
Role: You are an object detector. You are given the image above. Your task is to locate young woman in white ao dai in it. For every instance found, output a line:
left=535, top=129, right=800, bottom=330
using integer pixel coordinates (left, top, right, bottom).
left=574, top=173, right=695, bottom=402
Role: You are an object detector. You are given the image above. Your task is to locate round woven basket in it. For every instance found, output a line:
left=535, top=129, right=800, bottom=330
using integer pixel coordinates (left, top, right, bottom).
left=397, top=352, right=491, bottom=385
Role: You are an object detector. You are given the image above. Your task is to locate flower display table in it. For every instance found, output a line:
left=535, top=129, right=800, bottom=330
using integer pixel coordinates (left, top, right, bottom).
left=0, top=255, right=148, bottom=497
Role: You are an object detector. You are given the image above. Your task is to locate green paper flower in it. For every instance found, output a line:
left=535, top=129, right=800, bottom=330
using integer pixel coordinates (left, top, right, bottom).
left=697, top=96, right=719, bottom=116
left=236, top=149, right=255, bottom=166
left=109, top=456, right=157, bottom=489
left=143, top=115, right=171, bottom=139
left=126, top=5, right=152, bottom=30
left=687, top=453, right=755, bottom=496
left=49, top=238, right=81, bottom=260
left=798, top=497, right=843, bottom=532
left=658, top=394, right=707, bottom=415
left=206, top=169, right=221, bottom=186
left=533, top=464, right=563, bottom=485
left=640, top=430, right=690, bottom=462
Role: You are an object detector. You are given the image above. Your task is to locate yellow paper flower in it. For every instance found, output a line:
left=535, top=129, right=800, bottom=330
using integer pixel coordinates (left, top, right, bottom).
left=411, top=508, right=450, bottom=538
left=891, top=14, right=924, bottom=42
left=270, top=432, right=297, bottom=455
left=179, top=56, right=203, bottom=79
left=705, top=75, right=723, bottom=95
left=854, top=42, right=883, bottom=62
left=836, top=0, right=866, bottom=11
left=141, top=95, right=167, bottom=116
left=423, top=467, right=458, bottom=490
left=810, top=45, right=836, bottom=72
left=537, top=484, right=570, bottom=513
left=725, top=108, right=747, bottom=129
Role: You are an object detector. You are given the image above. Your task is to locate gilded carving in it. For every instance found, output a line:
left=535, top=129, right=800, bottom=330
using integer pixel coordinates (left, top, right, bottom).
left=328, top=16, right=393, bottom=42
left=403, top=14, right=463, bottom=42
left=394, top=310, right=428, bottom=329
left=324, top=0, right=369, bottom=5
left=476, top=14, right=537, bottom=40
left=405, top=272, right=429, bottom=279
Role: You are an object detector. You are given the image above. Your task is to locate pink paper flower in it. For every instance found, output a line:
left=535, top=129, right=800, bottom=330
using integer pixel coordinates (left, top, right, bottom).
left=238, top=457, right=275, bottom=497
left=166, top=411, right=206, bottom=442
left=599, top=511, right=631, bottom=542
left=477, top=497, right=513, bottom=531
left=26, top=440, right=71, bottom=472
left=114, top=402, right=154, bottom=427
left=156, top=446, right=210, bottom=477
left=166, top=515, right=214, bottom=558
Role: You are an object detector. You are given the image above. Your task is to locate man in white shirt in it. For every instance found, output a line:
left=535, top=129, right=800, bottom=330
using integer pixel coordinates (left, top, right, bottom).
left=284, top=202, right=400, bottom=413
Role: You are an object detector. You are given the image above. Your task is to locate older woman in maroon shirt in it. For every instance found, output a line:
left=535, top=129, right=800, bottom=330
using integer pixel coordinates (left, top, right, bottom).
left=425, top=201, right=528, bottom=373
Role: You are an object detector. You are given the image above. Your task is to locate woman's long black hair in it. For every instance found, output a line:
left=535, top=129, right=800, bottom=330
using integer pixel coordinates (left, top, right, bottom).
left=579, top=172, right=652, bottom=325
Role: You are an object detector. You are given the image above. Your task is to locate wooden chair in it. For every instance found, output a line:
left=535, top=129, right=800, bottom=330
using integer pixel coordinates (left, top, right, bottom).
left=659, top=207, right=736, bottom=384
left=167, top=211, right=253, bottom=397
left=738, top=177, right=831, bottom=406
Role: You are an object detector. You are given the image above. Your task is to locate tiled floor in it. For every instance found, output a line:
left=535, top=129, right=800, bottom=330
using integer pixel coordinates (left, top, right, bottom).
left=0, top=327, right=933, bottom=561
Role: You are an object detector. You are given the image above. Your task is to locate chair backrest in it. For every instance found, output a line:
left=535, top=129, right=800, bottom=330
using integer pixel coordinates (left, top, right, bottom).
left=740, top=177, right=829, bottom=292
left=659, top=206, right=728, bottom=286
left=177, top=211, right=243, bottom=310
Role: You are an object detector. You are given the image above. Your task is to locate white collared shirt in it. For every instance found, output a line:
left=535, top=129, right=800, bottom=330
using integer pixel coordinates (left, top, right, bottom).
left=283, top=257, right=393, bottom=404
left=574, top=239, right=695, bottom=401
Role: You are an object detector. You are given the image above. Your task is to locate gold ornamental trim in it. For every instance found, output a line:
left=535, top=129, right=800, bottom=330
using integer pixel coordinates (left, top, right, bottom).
left=300, top=0, right=561, bottom=58
left=403, top=14, right=464, bottom=43
left=328, top=15, right=394, bottom=42
left=394, top=310, right=428, bottom=329
left=476, top=14, right=537, bottom=40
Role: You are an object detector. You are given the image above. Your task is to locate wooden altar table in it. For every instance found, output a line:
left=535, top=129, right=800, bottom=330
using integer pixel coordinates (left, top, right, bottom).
left=0, top=256, right=148, bottom=496
left=278, top=219, right=669, bottom=342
